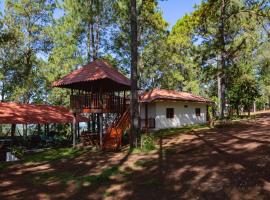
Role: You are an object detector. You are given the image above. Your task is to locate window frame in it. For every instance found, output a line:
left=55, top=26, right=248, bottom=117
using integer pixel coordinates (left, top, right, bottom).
left=195, top=108, right=201, bottom=117
left=166, top=108, right=174, bottom=119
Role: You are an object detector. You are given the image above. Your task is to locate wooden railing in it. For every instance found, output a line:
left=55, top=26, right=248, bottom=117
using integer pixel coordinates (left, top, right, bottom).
left=140, top=118, right=155, bottom=129
left=70, top=94, right=127, bottom=113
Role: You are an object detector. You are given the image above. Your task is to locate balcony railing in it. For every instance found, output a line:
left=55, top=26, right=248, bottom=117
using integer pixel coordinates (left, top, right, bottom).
left=140, top=118, right=155, bottom=129
left=70, top=94, right=127, bottom=113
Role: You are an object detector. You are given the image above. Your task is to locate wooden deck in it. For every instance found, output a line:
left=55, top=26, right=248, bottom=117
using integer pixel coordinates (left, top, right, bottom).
left=70, top=94, right=127, bottom=113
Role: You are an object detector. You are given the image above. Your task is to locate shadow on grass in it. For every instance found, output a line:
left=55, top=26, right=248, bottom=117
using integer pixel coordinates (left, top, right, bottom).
left=33, top=165, right=121, bottom=188
left=153, top=124, right=210, bottom=138
left=0, top=147, right=88, bottom=170
left=24, top=148, right=88, bottom=163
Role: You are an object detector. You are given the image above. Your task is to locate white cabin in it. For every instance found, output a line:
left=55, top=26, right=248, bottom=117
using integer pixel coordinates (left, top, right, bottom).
left=139, top=89, right=212, bottom=130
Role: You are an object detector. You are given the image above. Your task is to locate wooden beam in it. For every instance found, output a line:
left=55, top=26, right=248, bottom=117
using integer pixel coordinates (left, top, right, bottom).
left=99, top=114, right=103, bottom=149
left=72, top=113, right=77, bottom=148
left=11, top=124, right=16, bottom=137
left=145, top=103, right=148, bottom=132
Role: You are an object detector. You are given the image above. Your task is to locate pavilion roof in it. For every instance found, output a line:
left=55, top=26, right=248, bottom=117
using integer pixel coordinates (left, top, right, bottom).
left=52, top=60, right=131, bottom=92
left=0, top=102, right=88, bottom=124
left=140, top=88, right=213, bottom=104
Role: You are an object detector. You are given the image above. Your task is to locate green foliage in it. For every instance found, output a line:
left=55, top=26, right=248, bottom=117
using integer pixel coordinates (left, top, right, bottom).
left=141, top=134, right=156, bottom=151
left=228, top=74, right=260, bottom=114
left=154, top=124, right=210, bottom=138
left=23, top=148, right=87, bottom=163
left=0, top=147, right=87, bottom=170
left=0, top=0, right=269, bottom=119
left=1, top=0, right=55, bottom=103
left=111, top=0, right=168, bottom=76
left=10, top=146, right=25, bottom=158
left=80, top=166, right=119, bottom=186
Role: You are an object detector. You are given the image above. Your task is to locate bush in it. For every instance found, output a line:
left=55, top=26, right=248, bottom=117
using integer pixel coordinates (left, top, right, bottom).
left=9, top=146, right=25, bottom=158
left=141, top=135, right=156, bottom=152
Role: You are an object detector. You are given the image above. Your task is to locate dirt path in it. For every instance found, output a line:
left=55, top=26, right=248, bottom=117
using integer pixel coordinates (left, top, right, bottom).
left=1, top=113, right=270, bottom=200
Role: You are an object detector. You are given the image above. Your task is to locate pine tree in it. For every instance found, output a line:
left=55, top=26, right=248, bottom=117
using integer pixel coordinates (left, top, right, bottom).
left=1, top=0, right=55, bottom=103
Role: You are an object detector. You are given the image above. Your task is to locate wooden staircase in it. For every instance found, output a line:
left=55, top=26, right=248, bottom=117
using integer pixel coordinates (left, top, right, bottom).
left=103, top=107, right=130, bottom=150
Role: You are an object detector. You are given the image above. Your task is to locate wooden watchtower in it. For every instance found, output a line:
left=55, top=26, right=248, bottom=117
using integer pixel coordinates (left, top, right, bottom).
left=52, top=60, right=131, bottom=150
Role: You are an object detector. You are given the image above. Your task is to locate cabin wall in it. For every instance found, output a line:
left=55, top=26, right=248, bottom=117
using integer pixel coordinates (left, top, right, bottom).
left=140, top=102, right=156, bottom=119
left=140, top=101, right=207, bottom=130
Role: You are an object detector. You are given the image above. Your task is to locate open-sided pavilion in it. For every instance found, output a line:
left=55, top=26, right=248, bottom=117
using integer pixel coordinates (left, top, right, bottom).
left=0, top=102, right=87, bottom=136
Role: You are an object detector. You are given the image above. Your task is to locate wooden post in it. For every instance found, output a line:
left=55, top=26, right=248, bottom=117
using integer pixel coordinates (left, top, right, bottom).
left=253, top=101, right=256, bottom=113
left=11, top=124, right=16, bottom=137
left=145, top=103, right=148, bottom=132
left=92, top=113, right=95, bottom=133
left=77, top=122, right=80, bottom=139
left=37, top=124, right=41, bottom=134
left=23, top=124, right=27, bottom=138
left=87, top=114, right=91, bottom=132
left=45, top=124, right=48, bottom=135
left=97, top=113, right=100, bottom=133
left=99, top=113, right=103, bottom=149
left=124, top=91, right=126, bottom=110
left=206, top=105, right=209, bottom=122
left=72, top=113, right=77, bottom=148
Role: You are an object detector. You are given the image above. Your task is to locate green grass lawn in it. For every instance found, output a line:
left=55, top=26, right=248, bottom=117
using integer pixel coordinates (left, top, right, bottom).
left=153, top=124, right=210, bottom=138
left=0, top=124, right=212, bottom=175
left=23, top=147, right=88, bottom=163
left=0, top=147, right=88, bottom=170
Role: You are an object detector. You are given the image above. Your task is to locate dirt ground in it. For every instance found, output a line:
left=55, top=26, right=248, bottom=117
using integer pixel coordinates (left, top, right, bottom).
left=1, top=113, right=270, bottom=200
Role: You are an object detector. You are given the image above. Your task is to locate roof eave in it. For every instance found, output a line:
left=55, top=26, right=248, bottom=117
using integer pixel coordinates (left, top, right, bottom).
left=140, top=98, right=214, bottom=104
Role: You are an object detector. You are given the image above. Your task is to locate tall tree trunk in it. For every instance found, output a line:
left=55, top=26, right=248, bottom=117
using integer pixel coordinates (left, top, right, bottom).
left=1, top=81, right=4, bottom=102
left=130, top=0, right=139, bottom=148
left=217, top=72, right=222, bottom=116
left=95, top=0, right=100, bottom=58
left=87, top=23, right=92, bottom=62
left=219, top=0, right=227, bottom=119
left=253, top=101, right=256, bottom=113
left=91, top=23, right=97, bottom=60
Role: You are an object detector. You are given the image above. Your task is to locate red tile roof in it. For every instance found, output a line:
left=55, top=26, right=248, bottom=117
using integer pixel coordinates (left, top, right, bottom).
left=140, top=88, right=213, bottom=104
left=0, top=102, right=88, bottom=124
left=52, top=60, right=131, bottom=90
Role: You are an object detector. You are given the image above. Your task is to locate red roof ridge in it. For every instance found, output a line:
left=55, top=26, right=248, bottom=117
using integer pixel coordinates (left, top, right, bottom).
left=52, top=60, right=130, bottom=89
left=0, top=102, right=87, bottom=124
left=140, top=88, right=213, bottom=104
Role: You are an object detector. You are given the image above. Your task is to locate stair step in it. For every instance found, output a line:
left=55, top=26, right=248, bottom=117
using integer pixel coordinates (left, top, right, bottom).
left=103, top=107, right=130, bottom=150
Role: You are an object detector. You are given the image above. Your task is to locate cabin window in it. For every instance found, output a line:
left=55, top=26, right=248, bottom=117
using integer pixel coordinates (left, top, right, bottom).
left=184, top=105, right=188, bottom=108
left=195, top=108, right=201, bottom=116
left=166, top=108, right=174, bottom=119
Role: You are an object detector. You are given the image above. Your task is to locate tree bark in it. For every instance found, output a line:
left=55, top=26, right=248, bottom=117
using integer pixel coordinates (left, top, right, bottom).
left=87, top=22, right=92, bottom=62
left=219, top=0, right=227, bottom=119
left=130, top=0, right=140, bottom=148
left=217, top=72, right=222, bottom=116
left=95, top=0, right=100, bottom=58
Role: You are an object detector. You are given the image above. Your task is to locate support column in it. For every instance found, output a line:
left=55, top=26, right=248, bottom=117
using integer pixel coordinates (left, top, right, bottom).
left=99, top=114, right=103, bottom=149
left=92, top=113, right=95, bottom=133
left=23, top=124, right=27, bottom=138
left=72, top=113, right=77, bottom=148
left=97, top=113, right=100, bottom=133
left=253, top=101, right=256, bottom=113
left=37, top=124, right=41, bottom=134
left=145, top=103, right=148, bottom=132
left=77, top=122, right=80, bottom=139
left=11, top=124, right=16, bottom=137
left=87, top=114, right=91, bottom=132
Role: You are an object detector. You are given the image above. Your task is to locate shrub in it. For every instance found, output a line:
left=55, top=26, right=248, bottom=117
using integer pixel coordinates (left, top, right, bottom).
left=9, top=146, right=25, bottom=158
left=141, top=135, right=156, bottom=151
